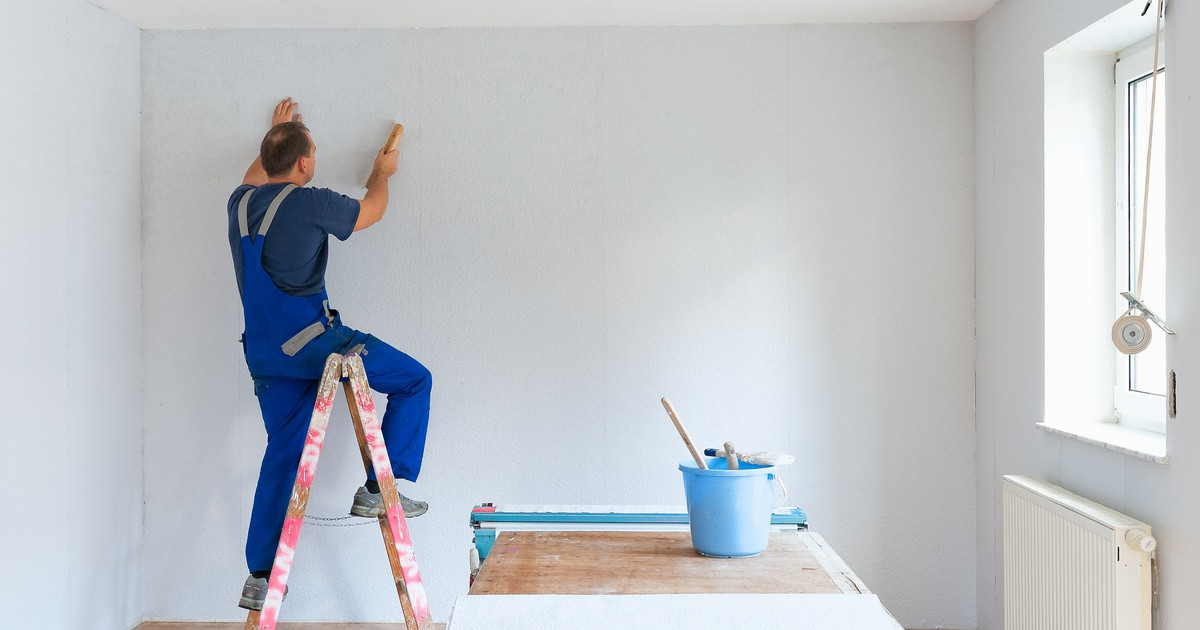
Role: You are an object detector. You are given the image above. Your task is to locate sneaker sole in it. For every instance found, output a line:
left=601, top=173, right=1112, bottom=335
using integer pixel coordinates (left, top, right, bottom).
left=351, top=505, right=428, bottom=518
left=350, top=505, right=385, bottom=518
left=238, top=585, right=286, bottom=611
left=238, top=597, right=263, bottom=611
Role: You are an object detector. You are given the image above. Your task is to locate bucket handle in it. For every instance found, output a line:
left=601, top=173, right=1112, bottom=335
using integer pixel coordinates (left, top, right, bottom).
left=768, top=473, right=788, bottom=507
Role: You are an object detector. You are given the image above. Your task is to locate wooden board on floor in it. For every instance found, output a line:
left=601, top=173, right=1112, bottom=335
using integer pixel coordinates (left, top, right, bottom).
left=468, top=530, right=860, bottom=595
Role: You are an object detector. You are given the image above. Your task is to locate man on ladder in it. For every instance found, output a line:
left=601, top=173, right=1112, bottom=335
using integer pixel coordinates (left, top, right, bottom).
left=227, top=98, right=432, bottom=611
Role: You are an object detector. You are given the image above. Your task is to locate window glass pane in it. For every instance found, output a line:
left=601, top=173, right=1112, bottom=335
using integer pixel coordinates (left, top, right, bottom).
left=1128, top=69, right=1166, bottom=395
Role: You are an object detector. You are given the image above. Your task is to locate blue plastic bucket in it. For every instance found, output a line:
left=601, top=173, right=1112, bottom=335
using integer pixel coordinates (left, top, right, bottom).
left=679, top=457, right=778, bottom=558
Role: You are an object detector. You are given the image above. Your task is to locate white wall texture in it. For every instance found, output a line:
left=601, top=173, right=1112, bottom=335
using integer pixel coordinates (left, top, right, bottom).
left=976, top=0, right=1200, bottom=628
left=0, top=1, right=143, bottom=629
left=141, top=24, right=976, bottom=627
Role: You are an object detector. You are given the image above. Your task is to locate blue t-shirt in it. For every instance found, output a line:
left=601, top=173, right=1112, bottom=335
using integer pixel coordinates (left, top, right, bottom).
left=228, top=183, right=361, bottom=297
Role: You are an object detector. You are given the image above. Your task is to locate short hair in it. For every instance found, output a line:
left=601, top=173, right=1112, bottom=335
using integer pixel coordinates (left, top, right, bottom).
left=260, top=121, right=312, bottom=177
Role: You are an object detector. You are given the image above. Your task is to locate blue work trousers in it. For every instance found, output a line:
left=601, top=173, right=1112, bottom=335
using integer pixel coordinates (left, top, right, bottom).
left=244, top=325, right=431, bottom=574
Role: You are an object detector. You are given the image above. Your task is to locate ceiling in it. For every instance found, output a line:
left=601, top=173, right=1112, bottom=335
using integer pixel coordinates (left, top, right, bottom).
left=88, top=0, right=1001, bottom=30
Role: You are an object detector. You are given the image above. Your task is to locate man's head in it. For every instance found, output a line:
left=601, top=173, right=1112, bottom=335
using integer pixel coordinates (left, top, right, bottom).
left=260, top=121, right=315, bottom=184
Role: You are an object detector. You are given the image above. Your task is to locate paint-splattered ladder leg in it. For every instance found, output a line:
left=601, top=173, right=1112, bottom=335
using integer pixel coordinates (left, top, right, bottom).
left=342, top=354, right=433, bottom=630
left=244, top=353, right=345, bottom=630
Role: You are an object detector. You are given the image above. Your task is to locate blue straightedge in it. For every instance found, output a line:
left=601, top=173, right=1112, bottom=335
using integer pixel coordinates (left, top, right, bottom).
left=469, top=504, right=807, bottom=562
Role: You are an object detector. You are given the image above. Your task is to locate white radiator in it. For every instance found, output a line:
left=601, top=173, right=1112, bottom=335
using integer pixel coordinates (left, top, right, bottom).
left=1003, top=475, right=1156, bottom=630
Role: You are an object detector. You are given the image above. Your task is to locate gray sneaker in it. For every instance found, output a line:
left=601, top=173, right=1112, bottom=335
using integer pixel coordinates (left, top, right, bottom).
left=238, top=575, right=286, bottom=611
left=350, top=486, right=428, bottom=518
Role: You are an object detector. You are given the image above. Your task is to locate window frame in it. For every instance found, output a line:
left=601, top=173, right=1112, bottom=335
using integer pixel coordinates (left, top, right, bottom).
left=1112, top=36, right=1166, bottom=434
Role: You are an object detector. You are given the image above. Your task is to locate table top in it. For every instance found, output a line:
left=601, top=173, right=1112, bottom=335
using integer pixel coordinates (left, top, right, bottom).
left=468, top=530, right=870, bottom=596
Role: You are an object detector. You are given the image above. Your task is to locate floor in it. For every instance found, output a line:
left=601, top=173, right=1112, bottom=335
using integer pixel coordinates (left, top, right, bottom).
left=136, top=619, right=446, bottom=624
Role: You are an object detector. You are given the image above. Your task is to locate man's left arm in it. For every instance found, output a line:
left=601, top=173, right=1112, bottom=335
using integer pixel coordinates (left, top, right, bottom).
left=242, top=98, right=303, bottom=186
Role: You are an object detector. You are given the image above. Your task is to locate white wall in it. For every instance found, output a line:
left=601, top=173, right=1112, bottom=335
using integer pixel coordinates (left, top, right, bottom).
left=976, top=0, right=1200, bottom=628
left=0, top=1, right=69, bottom=626
left=140, top=24, right=976, bottom=627
left=0, top=1, right=143, bottom=629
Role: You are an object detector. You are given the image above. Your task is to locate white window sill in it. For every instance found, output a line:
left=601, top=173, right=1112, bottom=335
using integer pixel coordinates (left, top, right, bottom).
left=1036, top=421, right=1168, bottom=464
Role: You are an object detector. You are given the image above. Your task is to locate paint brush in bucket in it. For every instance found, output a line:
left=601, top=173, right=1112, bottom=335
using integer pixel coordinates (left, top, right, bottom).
left=704, top=447, right=795, bottom=467
left=661, top=397, right=707, bottom=469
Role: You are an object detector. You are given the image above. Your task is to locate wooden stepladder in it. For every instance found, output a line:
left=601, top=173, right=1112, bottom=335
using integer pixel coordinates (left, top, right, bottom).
left=245, top=353, right=433, bottom=630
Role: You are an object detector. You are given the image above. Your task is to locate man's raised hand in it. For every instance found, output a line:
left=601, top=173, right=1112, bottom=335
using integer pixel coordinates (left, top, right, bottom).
left=373, top=147, right=399, bottom=178
left=272, top=98, right=302, bottom=127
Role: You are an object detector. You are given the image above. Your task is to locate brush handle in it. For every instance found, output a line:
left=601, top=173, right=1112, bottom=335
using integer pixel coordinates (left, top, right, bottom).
left=723, top=441, right=739, bottom=469
left=661, top=398, right=707, bottom=469
left=384, top=123, right=404, bottom=152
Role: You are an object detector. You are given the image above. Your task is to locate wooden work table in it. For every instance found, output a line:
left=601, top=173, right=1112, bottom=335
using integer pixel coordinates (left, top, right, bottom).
left=469, top=530, right=868, bottom=595
left=454, top=530, right=902, bottom=629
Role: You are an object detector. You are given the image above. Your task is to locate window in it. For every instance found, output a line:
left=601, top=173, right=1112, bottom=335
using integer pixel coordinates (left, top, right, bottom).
left=1113, top=39, right=1166, bottom=431
left=1043, top=0, right=1168, bottom=446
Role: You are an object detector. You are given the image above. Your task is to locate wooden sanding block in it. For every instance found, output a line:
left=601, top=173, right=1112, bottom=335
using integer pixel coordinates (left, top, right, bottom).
left=384, top=123, right=404, bottom=152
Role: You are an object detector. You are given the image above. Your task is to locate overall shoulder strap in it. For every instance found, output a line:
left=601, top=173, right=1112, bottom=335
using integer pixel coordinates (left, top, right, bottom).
left=258, top=184, right=298, bottom=237
left=237, top=188, right=254, bottom=238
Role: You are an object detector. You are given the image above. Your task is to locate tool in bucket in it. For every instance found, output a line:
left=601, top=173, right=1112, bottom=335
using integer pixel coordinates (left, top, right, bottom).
left=704, top=447, right=796, bottom=467
left=661, top=397, right=707, bottom=469
left=244, top=352, right=433, bottom=630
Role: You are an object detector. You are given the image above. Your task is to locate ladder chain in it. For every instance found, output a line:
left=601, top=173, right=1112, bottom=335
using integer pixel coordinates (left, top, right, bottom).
left=302, top=514, right=379, bottom=527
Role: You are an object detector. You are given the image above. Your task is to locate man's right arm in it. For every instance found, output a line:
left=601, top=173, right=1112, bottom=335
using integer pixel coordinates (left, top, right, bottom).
left=354, top=147, right=399, bottom=232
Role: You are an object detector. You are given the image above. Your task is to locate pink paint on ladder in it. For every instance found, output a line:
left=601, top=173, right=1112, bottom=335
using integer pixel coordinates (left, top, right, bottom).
left=385, top=502, right=429, bottom=614
left=344, top=355, right=432, bottom=625
left=259, top=538, right=294, bottom=624
left=354, top=383, right=393, bottom=479
left=255, top=354, right=343, bottom=630
left=297, top=424, right=327, bottom=480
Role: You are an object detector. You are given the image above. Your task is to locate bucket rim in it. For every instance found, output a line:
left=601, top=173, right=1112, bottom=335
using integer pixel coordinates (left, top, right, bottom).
left=679, top=458, right=775, bottom=475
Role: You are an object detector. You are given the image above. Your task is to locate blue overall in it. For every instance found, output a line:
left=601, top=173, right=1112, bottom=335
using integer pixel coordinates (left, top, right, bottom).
left=236, top=185, right=432, bottom=574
